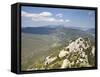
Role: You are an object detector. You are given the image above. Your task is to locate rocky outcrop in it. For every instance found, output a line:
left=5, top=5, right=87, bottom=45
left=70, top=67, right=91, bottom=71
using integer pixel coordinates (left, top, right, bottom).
left=44, top=37, right=95, bottom=69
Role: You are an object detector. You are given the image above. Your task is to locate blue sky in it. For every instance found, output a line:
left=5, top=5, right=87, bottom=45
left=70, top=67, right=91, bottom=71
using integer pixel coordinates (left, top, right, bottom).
left=21, top=6, right=95, bottom=30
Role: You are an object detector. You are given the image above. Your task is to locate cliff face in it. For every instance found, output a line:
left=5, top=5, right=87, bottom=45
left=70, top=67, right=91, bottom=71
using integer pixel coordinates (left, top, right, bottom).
left=44, top=37, right=95, bottom=69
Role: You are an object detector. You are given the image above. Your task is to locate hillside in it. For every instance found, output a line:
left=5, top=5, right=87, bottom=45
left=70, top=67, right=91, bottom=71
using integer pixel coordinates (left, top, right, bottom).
left=21, top=26, right=95, bottom=71
left=22, top=26, right=95, bottom=42
left=25, top=37, right=95, bottom=70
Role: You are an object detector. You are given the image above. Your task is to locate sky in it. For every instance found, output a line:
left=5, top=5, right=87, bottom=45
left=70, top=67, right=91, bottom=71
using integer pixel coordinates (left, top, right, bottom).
left=21, top=6, right=95, bottom=30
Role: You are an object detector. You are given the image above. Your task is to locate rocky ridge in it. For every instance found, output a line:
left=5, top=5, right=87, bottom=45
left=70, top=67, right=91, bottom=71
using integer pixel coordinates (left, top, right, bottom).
left=44, top=37, right=95, bottom=69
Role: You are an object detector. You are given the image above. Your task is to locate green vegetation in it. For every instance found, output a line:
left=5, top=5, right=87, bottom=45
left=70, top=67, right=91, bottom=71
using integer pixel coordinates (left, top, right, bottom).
left=21, top=30, right=95, bottom=71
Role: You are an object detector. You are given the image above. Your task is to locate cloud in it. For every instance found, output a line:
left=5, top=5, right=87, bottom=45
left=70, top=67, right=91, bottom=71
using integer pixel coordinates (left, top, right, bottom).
left=22, top=11, right=52, bottom=18
left=39, top=12, right=53, bottom=17
left=65, top=19, right=70, bottom=22
left=22, top=11, right=66, bottom=22
left=34, top=17, right=65, bottom=23
left=22, top=11, right=40, bottom=18
left=22, top=11, right=70, bottom=27
left=59, top=19, right=64, bottom=22
left=32, top=17, right=55, bottom=22
left=22, top=11, right=27, bottom=16
left=56, top=14, right=63, bottom=17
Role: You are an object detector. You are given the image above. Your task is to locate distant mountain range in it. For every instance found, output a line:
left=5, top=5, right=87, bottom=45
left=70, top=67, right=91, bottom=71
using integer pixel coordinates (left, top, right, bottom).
left=22, top=26, right=95, bottom=42
left=22, top=26, right=56, bottom=34
left=86, top=28, right=95, bottom=34
left=22, top=26, right=86, bottom=34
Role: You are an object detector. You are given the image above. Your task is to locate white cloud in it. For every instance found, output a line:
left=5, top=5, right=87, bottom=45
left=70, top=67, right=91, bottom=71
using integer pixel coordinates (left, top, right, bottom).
left=39, top=12, right=53, bottom=17
left=59, top=19, right=64, bottom=22
left=22, top=11, right=38, bottom=17
left=56, top=14, right=63, bottom=17
left=32, top=16, right=65, bottom=23
left=22, top=11, right=52, bottom=18
left=65, top=19, right=70, bottom=22
left=22, top=11, right=27, bottom=16
left=22, top=11, right=70, bottom=27
left=22, top=11, right=65, bottom=22
left=32, top=17, right=56, bottom=22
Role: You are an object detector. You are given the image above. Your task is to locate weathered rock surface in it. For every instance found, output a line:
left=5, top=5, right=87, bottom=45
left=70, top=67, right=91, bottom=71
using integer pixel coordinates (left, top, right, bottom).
left=44, top=37, right=95, bottom=69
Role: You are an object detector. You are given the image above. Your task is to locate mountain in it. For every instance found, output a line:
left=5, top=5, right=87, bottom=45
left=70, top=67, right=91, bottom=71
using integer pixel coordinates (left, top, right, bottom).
left=21, top=26, right=95, bottom=70
left=22, top=25, right=66, bottom=34
left=22, top=26, right=95, bottom=42
left=52, top=27, right=94, bottom=41
left=87, top=28, right=95, bottom=34
left=43, top=37, right=95, bottom=69
left=22, top=26, right=81, bottom=34
left=22, top=27, right=56, bottom=34
left=26, top=37, right=95, bottom=70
